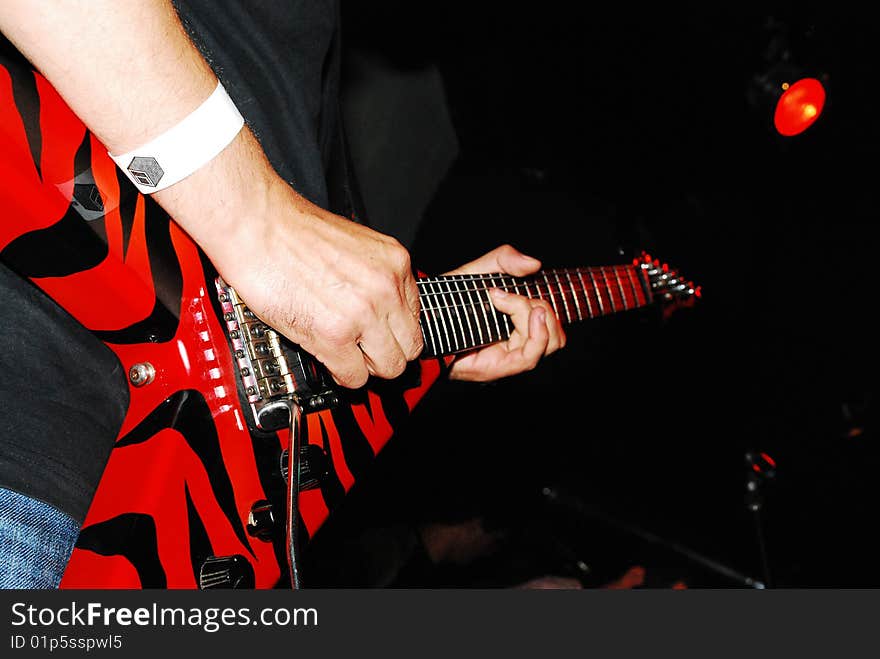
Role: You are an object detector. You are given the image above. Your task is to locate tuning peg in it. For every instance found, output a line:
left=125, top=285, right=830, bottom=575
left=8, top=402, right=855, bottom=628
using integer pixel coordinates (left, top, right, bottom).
left=745, top=451, right=777, bottom=487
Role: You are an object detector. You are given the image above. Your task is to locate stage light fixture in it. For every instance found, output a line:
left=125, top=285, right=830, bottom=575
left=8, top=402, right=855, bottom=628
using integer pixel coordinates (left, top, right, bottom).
left=747, top=18, right=828, bottom=138
left=773, top=77, right=825, bottom=136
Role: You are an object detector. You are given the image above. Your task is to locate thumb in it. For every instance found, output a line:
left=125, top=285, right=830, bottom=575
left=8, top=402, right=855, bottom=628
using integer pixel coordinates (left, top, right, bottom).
left=445, top=244, right=541, bottom=276
left=495, top=244, right=541, bottom=276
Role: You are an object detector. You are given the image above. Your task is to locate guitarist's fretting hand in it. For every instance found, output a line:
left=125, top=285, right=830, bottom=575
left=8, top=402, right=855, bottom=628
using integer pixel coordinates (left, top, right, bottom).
left=444, top=244, right=566, bottom=382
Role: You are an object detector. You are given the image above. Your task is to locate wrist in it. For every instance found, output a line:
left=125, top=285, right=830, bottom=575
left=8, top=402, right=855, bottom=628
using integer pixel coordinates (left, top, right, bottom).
left=153, top=127, right=280, bottom=255
left=108, top=81, right=244, bottom=194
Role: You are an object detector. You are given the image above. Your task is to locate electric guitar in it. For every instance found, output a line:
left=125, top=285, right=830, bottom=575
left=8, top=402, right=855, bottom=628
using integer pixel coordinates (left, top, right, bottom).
left=0, top=56, right=700, bottom=588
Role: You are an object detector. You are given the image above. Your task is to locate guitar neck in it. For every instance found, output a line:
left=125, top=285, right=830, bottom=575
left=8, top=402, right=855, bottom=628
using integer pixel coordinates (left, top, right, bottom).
left=417, top=264, right=653, bottom=358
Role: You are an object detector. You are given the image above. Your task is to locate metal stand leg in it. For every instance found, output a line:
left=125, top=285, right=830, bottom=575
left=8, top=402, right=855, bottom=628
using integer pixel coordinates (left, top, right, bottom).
left=745, top=450, right=776, bottom=588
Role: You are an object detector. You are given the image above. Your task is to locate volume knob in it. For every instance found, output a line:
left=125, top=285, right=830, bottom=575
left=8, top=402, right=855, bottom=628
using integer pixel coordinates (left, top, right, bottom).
left=198, top=555, right=255, bottom=589
left=246, top=500, right=276, bottom=542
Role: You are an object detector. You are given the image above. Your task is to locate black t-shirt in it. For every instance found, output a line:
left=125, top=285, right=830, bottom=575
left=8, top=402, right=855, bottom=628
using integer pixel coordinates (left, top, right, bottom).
left=0, top=0, right=352, bottom=524
left=173, top=0, right=361, bottom=218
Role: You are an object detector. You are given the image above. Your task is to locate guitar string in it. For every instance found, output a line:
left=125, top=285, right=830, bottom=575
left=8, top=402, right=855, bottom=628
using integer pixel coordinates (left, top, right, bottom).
left=415, top=281, right=652, bottom=313
left=415, top=267, right=658, bottom=301
left=415, top=265, right=653, bottom=285
left=415, top=269, right=648, bottom=291
left=414, top=267, right=676, bottom=308
left=416, top=289, right=647, bottom=314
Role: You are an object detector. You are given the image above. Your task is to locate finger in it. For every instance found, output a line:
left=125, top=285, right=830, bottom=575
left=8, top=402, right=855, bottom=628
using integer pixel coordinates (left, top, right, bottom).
left=402, top=268, right=422, bottom=318
left=519, top=307, right=550, bottom=365
left=387, top=311, right=424, bottom=362
left=319, top=341, right=371, bottom=389
left=539, top=300, right=567, bottom=354
left=356, top=323, right=409, bottom=380
left=493, top=244, right=542, bottom=277
left=488, top=288, right=535, bottom=343
left=490, top=289, right=562, bottom=357
left=393, top=272, right=425, bottom=360
left=445, top=244, right=541, bottom=277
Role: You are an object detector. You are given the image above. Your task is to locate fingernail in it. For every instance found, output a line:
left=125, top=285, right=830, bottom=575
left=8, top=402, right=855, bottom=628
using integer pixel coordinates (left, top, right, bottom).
left=493, top=288, right=508, bottom=298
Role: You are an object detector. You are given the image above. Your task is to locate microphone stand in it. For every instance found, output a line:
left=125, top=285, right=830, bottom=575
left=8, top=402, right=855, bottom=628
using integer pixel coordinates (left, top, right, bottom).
left=744, top=450, right=775, bottom=589
left=541, top=485, right=766, bottom=589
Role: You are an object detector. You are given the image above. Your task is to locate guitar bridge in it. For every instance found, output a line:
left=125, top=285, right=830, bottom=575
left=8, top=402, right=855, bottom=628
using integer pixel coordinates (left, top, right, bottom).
left=215, top=277, right=339, bottom=431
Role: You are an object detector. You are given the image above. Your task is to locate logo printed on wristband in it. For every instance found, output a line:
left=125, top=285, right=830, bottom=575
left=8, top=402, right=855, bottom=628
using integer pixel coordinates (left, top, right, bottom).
left=127, top=157, right=165, bottom=188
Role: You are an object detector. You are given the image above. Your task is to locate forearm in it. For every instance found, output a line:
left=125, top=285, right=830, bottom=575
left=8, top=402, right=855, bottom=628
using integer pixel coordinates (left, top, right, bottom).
left=0, top=0, right=294, bottom=264
left=0, top=0, right=215, bottom=152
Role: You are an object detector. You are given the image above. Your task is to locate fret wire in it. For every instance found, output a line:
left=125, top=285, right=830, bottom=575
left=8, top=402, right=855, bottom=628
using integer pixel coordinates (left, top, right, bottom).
left=513, top=275, right=534, bottom=330
left=418, top=280, right=441, bottom=356
left=623, top=265, right=642, bottom=306
left=509, top=275, right=522, bottom=297
left=446, top=275, right=477, bottom=348
left=488, top=273, right=511, bottom=340
left=520, top=275, right=534, bottom=299
left=612, top=266, right=627, bottom=308
left=437, top=277, right=462, bottom=352
left=424, top=278, right=451, bottom=354
left=564, top=269, right=583, bottom=321
left=443, top=277, right=472, bottom=351
left=460, top=274, right=487, bottom=347
left=575, top=269, right=594, bottom=318
left=470, top=274, right=497, bottom=344
left=437, top=277, right=461, bottom=352
left=612, top=266, right=629, bottom=310
left=599, top=266, right=617, bottom=312
left=588, top=268, right=605, bottom=315
left=540, top=271, right=560, bottom=318
left=552, top=270, right=573, bottom=323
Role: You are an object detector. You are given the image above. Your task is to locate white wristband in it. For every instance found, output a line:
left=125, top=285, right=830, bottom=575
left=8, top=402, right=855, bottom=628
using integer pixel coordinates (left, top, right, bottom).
left=108, top=81, right=245, bottom=194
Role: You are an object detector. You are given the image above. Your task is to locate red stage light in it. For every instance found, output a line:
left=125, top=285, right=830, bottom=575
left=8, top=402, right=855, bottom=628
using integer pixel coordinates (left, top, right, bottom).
left=773, top=77, right=826, bottom=136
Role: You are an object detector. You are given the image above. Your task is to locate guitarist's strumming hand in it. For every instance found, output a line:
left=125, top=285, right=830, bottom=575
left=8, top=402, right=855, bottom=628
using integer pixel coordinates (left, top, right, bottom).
left=443, top=244, right=566, bottom=382
left=0, top=1, right=424, bottom=392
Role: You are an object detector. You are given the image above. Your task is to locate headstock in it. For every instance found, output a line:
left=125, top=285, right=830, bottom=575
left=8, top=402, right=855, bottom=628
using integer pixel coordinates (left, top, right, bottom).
left=633, top=252, right=701, bottom=314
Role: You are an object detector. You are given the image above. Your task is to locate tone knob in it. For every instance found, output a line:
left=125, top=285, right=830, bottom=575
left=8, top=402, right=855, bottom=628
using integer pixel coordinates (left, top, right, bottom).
left=198, top=555, right=255, bottom=589
left=246, top=500, right=276, bottom=542
left=280, top=444, right=328, bottom=490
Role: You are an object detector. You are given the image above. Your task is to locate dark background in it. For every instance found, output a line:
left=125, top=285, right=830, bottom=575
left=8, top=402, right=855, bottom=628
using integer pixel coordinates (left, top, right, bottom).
left=305, top=3, right=879, bottom=588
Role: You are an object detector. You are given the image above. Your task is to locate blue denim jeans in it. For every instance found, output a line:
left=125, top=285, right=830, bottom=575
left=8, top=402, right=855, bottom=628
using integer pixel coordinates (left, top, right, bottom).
left=0, top=486, right=79, bottom=588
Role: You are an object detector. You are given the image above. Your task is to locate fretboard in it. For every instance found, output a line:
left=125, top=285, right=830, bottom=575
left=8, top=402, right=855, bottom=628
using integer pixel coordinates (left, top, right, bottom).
left=417, top=265, right=653, bottom=358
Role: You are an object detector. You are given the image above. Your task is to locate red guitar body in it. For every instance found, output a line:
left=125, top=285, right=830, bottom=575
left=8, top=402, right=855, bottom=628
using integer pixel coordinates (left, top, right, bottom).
left=0, top=55, right=446, bottom=588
